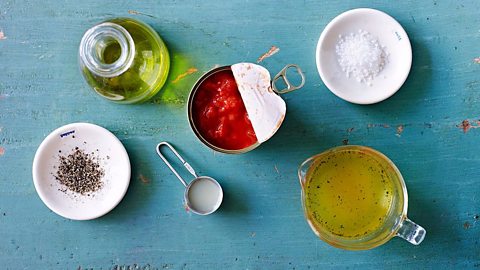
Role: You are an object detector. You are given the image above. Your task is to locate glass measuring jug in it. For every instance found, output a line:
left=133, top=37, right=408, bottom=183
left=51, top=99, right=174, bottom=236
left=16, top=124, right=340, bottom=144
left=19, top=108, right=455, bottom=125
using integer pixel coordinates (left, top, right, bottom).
left=156, top=142, right=223, bottom=215
left=298, top=145, right=426, bottom=250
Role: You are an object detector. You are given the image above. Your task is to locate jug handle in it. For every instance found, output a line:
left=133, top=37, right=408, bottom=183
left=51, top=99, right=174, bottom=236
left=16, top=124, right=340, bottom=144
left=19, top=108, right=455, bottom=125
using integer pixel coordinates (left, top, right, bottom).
left=396, top=217, right=426, bottom=245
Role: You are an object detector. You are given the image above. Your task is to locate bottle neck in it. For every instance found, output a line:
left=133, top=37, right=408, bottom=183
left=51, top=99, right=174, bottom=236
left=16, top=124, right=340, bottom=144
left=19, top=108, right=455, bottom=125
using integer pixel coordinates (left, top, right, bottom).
left=79, top=22, right=135, bottom=78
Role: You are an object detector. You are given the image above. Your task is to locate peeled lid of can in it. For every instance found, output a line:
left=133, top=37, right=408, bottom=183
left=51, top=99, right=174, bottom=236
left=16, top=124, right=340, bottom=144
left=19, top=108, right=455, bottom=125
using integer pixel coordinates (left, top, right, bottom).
left=231, top=63, right=286, bottom=144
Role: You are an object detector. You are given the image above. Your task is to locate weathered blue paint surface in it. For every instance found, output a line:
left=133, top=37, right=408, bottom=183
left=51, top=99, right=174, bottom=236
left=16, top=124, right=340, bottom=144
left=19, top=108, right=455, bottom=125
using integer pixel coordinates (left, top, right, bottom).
left=0, top=0, right=479, bottom=269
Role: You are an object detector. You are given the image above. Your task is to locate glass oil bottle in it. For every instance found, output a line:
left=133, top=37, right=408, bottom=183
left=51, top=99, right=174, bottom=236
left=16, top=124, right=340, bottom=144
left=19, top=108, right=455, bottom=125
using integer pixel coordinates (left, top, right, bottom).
left=79, top=18, right=170, bottom=103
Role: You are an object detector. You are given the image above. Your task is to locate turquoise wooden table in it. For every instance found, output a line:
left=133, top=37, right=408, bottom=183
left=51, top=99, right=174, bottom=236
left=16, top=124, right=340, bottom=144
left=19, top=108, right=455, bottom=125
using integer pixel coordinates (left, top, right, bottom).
left=0, top=0, right=479, bottom=269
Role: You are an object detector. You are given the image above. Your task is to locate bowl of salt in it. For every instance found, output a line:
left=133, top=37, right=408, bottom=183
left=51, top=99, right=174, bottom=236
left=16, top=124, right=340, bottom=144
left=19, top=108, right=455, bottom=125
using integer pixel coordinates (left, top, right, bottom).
left=316, top=8, right=412, bottom=104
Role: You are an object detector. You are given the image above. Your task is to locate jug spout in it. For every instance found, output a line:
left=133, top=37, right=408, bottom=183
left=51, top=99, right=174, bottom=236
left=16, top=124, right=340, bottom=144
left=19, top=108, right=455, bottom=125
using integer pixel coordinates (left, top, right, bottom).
left=298, top=156, right=316, bottom=188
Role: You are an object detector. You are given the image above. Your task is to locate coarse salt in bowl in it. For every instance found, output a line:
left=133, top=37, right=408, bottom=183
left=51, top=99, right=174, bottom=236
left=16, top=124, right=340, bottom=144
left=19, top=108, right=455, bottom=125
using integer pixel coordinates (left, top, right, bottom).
left=316, top=8, right=412, bottom=104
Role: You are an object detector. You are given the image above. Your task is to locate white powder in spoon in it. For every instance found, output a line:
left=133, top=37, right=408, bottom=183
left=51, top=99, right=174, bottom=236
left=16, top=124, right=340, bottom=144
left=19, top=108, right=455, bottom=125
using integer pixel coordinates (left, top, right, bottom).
left=335, top=29, right=388, bottom=85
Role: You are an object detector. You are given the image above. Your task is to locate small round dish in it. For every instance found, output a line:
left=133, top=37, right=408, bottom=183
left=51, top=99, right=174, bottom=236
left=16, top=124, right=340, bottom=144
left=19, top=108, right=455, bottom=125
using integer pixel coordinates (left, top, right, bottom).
left=32, top=123, right=131, bottom=220
left=316, top=8, right=412, bottom=104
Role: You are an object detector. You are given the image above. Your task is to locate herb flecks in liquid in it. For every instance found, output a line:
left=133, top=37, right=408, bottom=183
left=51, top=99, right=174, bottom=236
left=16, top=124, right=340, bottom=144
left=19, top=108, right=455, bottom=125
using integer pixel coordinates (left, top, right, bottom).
left=305, top=149, right=401, bottom=239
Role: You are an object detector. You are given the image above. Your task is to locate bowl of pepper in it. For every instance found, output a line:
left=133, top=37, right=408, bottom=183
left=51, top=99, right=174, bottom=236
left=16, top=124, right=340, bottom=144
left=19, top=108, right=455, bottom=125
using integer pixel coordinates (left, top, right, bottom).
left=32, top=123, right=131, bottom=220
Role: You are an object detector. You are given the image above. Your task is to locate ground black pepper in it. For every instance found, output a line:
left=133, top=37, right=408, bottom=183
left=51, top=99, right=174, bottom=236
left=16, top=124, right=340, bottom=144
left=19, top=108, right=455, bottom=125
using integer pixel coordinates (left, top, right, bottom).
left=55, top=148, right=104, bottom=195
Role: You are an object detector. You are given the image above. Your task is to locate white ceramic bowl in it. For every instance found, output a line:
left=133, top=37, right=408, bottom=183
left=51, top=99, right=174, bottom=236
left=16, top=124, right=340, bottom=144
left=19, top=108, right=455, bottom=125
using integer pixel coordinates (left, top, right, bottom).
left=316, top=8, right=412, bottom=104
left=32, top=123, right=131, bottom=220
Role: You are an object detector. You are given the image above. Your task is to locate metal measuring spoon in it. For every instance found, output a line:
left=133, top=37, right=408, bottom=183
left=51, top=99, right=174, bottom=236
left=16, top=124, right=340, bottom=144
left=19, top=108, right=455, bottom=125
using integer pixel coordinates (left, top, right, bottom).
left=156, top=142, right=223, bottom=215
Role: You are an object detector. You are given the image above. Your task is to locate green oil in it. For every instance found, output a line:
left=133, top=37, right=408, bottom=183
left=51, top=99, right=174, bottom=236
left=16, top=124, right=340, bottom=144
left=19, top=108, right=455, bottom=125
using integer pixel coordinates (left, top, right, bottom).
left=102, top=42, right=121, bottom=64
left=81, top=18, right=170, bottom=103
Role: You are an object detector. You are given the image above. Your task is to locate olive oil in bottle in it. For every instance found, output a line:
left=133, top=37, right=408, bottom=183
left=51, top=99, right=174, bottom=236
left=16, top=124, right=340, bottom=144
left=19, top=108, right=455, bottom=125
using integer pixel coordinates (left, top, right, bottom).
left=79, top=18, right=170, bottom=103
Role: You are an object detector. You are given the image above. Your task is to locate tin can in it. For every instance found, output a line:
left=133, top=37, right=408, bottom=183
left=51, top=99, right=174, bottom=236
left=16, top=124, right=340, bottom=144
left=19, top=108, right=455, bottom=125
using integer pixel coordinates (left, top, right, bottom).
left=187, top=63, right=305, bottom=154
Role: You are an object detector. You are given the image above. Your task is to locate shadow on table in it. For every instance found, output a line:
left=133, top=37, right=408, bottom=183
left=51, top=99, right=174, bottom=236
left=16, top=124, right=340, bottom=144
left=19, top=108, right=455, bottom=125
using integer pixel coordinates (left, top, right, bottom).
left=218, top=180, right=249, bottom=215
left=150, top=36, right=202, bottom=106
left=364, top=188, right=462, bottom=260
left=259, top=106, right=344, bottom=158
left=212, top=107, right=340, bottom=217
left=95, top=140, right=157, bottom=222
left=352, top=39, right=433, bottom=117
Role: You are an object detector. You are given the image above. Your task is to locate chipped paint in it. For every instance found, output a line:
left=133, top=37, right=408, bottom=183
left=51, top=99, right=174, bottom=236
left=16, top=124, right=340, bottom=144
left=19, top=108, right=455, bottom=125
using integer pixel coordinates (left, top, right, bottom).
left=109, top=264, right=158, bottom=270
left=128, top=10, right=156, bottom=18
left=274, top=165, right=279, bottom=174
left=463, top=222, right=471, bottom=229
left=172, top=67, right=198, bottom=83
left=342, top=139, right=349, bottom=145
left=347, top=127, right=354, bottom=133
left=474, top=58, right=480, bottom=64
left=0, top=147, right=4, bottom=156
left=367, top=123, right=390, bottom=128
left=396, top=125, right=404, bottom=135
left=460, top=120, right=471, bottom=133
left=138, top=174, right=150, bottom=184
left=457, top=119, right=480, bottom=133
left=0, top=31, right=6, bottom=40
left=257, top=46, right=280, bottom=63
left=38, top=53, right=53, bottom=60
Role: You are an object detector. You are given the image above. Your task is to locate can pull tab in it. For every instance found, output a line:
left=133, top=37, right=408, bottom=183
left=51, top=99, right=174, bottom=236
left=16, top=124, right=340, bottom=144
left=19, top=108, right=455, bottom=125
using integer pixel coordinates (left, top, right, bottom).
left=272, top=64, right=305, bottom=94
left=156, top=142, right=199, bottom=187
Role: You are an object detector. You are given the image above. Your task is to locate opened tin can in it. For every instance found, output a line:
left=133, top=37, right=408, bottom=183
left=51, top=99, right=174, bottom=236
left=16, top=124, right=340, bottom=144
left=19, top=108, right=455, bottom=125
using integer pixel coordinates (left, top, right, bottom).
left=187, top=63, right=305, bottom=154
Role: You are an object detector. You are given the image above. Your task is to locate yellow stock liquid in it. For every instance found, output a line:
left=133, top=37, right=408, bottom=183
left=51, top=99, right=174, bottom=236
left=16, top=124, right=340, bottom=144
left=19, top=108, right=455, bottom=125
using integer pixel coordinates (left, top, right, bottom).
left=304, top=149, right=398, bottom=239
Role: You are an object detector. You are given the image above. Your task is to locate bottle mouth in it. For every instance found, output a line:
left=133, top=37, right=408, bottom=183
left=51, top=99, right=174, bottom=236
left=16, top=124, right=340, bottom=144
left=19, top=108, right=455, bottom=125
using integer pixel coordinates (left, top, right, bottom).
left=79, top=22, right=135, bottom=78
